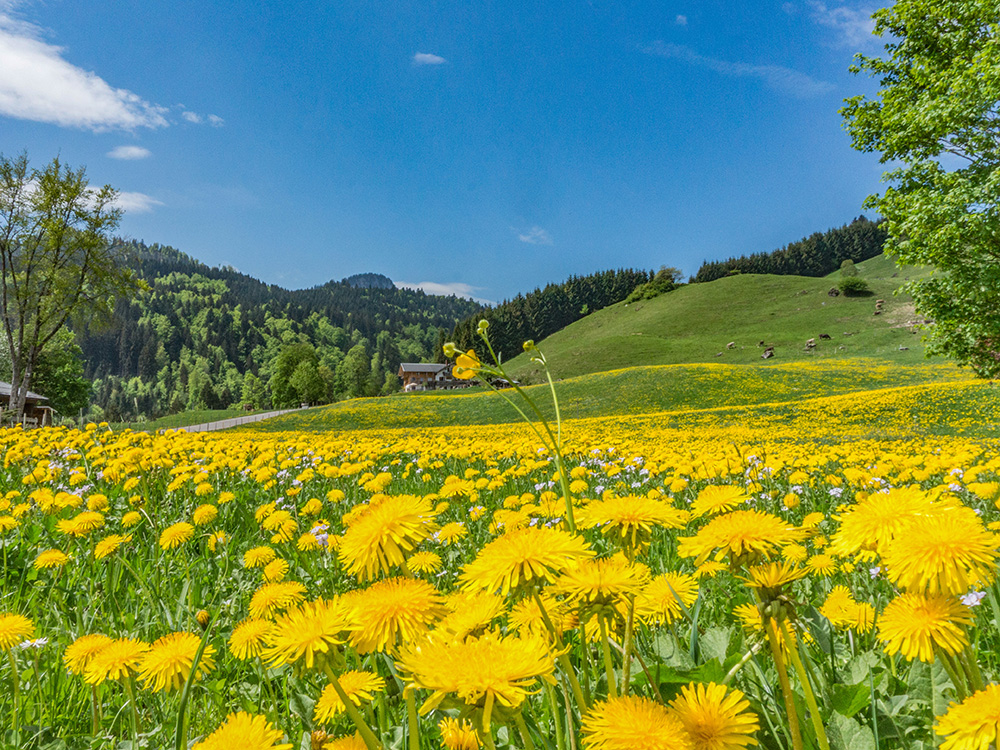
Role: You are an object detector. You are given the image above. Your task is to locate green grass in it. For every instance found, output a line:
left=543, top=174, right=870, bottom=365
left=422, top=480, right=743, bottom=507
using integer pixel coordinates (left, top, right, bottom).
left=246, top=359, right=971, bottom=432
left=502, top=254, right=934, bottom=381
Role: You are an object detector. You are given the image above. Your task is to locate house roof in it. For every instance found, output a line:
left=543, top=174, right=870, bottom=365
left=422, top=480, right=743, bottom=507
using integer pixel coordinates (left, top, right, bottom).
left=0, top=381, right=47, bottom=401
left=398, top=362, right=450, bottom=374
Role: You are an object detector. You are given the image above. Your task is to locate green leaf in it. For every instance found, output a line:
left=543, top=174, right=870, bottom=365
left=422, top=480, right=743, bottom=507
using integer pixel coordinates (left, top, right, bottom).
left=801, top=606, right=834, bottom=655
left=832, top=681, right=872, bottom=718
left=699, top=626, right=732, bottom=664
left=289, top=691, right=316, bottom=725
left=828, top=713, right=877, bottom=750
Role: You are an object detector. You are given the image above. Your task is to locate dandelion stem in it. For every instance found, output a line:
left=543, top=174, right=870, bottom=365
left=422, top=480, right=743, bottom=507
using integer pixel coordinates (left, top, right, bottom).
left=598, top=615, right=618, bottom=699
left=125, top=673, right=141, bottom=742
left=780, top=621, right=829, bottom=750
left=405, top=688, right=419, bottom=750
left=7, top=649, right=19, bottom=739
left=621, top=597, right=636, bottom=697
left=514, top=712, right=537, bottom=750
left=323, top=664, right=384, bottom=750
left=532, top=591, right=588, bottom=709
left=91, top=684, right=100, bottom=737
left=765, top=619, right=803, bottom=750
left=935, top=649, right=968, bottom=700
left=544, top=680, right=566, bottom=750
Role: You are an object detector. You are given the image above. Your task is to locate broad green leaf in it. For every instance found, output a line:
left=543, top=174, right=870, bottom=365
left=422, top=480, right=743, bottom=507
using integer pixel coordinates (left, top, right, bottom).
left=832, top=681, right=871, bottom=718
left=828, top=713, right=877, bottom=750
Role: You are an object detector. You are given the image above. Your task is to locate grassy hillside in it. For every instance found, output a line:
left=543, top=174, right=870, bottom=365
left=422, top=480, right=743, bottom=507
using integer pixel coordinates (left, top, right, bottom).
left=502, top=254, right=932, bottom=381
left=246, top=359, right=970, bottom=432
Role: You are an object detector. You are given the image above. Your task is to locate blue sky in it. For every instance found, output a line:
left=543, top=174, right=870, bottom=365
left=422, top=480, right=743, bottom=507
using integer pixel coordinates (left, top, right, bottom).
left=0, top=0, right=886, bottom=303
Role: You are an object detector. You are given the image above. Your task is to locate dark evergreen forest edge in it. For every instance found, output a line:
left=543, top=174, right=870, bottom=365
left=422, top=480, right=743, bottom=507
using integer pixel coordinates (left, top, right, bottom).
left=65, top=216, right=884, bottom=422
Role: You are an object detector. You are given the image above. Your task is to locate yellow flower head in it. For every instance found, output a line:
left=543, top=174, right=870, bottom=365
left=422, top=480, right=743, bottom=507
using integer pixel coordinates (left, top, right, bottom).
left=84, top=638, right=150, bottom=685
left=691, top=485, right=748, bottom=518
left=879, top=592, right=972, bottom=662
left=249, top=581, right=308, bottom=619
left=453, top=350, right=481, bottom=380
left=553, top=554, right=650, bottom=609
left=159, top=522, right=194, bottom=551
left=460, top=526, right=595, bottom=597
left=262, top=598, right=351, bottom=670
left=636, top=572, right=700, bottom=626
left=435, top=591, right=507, bottom=641
left=343, top=577, right=447, bottom=654
left=193, top=504, right=219, bottom=526
left=57, top=510, right=105, bottom=537
left=245, top=546, right=277, bottom=568
left=313, top=670, right=386, bottom=723
left=263, top=558, right=290, bottom=582
left=577, top=494, right=688, bottom=554
left=669, top=681, right=759, bottom=750
left=94, top=534, right=132, bottom=560
left=935, top=683, right=1000, bottom=750
left=678, top=510, right=806, bottom=566
left=439, top=717, right=481, bottom=750
left=338, top=494, right=440, bottom=581
left=582, top=694, right=692, bottom=750
left=34, top=549, right=71, bottom=570
left=191, top=712, right=293, bottom=750
left=138, top=631, right=216, bottom=692
left=829, top=486, right=935, bottom=560
left=0, top=613, right=34, bottom=650
left=64, top=633, right=113, bottom=674
left=229, top=618, right=275, bottom=661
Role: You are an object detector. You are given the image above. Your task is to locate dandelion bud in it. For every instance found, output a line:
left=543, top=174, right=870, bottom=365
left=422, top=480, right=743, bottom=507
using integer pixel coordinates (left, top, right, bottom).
left=523, top=339, right=535, bottom=351
left=443, top=342, right=457, bottom=358
left=477, top=319, right=490, bottom=334
left=311, top=730, right=329, bottom=750
left=196, top=609, right=210, bottom=629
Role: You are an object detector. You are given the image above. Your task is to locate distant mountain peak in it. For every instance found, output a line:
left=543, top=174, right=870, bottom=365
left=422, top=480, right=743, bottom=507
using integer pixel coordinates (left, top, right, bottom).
left=343, top=272, right=395, bottom=289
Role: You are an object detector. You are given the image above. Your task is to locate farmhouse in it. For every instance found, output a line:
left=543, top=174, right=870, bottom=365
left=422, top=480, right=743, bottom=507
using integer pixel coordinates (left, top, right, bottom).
left=0, top=381, right=53, bottom=426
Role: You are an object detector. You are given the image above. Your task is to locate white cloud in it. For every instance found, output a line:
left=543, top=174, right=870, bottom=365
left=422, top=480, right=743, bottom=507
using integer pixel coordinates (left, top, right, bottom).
left=107, top=145, right=151, bottom=160
left=675, top=15, right=688, bottom=25
left=181, top=110, right=202, bottom=123
left=807, top=1, right=877, bottom=49
left=413, top=52, right=446, bottom=65
left=518, top=226, right=554, bottom=245
left=207, top=114, right=224, bottom=127
left=642, top=41, right=835, bottom=98
left=113, top=191, right=164, bottom=214
left=0, top=7, right=168, bottom=130
left=395, top=280, right=492, bottom=304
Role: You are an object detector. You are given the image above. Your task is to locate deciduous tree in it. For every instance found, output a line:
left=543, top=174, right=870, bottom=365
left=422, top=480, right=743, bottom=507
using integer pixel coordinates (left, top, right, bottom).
left=841, top=0, right=1000, bottom=376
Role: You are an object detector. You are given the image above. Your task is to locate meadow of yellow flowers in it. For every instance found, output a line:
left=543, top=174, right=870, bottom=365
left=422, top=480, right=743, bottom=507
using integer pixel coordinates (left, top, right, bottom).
left=1, top=372, right=1000, bottom=750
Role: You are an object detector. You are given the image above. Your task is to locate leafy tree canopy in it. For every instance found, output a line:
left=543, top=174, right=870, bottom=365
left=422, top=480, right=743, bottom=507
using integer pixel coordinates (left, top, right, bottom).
left=841, top=0, right=1000, bottom=376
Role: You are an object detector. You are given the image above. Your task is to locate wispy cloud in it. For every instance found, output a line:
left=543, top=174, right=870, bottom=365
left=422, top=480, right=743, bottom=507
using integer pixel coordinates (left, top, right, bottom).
left=114, top=191, right=164, bottom=214
left=0, top=5, right=168, bottom=130
left=181, top=110, right=202, bottom=124
left=395, top=280, right=492, bottom=304
left=642, top=41, right=835, bottom=98
left=805, top=1, right=877, bottom=49
left=675, top=15, right=688, bottom=26
left=517, top=226, right=553, bottom=245
left=413, top=52, right=447, bottom=66
left=107, top=145, right=151, bottom=160
left=207, top=114, right=224, bottom=127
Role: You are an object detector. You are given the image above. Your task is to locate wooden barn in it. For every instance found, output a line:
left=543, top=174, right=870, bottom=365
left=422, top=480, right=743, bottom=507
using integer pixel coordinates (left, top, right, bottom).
left=0, top=381, right=53, bottom=427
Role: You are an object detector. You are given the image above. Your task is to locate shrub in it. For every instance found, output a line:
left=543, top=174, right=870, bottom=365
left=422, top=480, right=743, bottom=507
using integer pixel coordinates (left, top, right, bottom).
left=838, top=276, right=870, bottom=296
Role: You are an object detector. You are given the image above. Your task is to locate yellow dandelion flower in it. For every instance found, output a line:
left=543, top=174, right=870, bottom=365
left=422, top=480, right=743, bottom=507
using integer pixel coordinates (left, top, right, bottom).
left=879, top=593, right=972, bottom=662
left=829, top=486, right=935, bottom=560
left=263, top=559, right=290, bottom=582
left=740, top=562, right=807, bottom=594
left=0, top=613, right=34, bottom=650
left=122, top=511, right=142, bottom=528
left=577, top=494, right=688, bottom=554
left=86, top=494, right=109, bottom=512
left=57, top=510, right=105, bottom=537
left=313, top=670, right=385, bottom=723
left=262, top=599, right=351, bottom=670
left=207, top=531, right=227, bottom=552
left=439, top=717, right=481, bottom=750
left=0, top=515, right=18, bottom=533
left=636, top=572, right=699, bottom=626
left=338, top=494, right=440, bottom=581
left=678, top=510, right=806, bottom=566
left=935, top=683, right=1000, bottom=750
left=159, top=522, right=194, bottom=551
left=344, top=577, right=447, bottom=654
left=249, top=581, right=308, bottom=619
left=34, top=549, right=71, bottom=569
left=553, top=554, right=650, bottom=609
left=84, top=638, right=150, bottom=685
left=435, top=591, right=507, bottom=641
left=191, top=712, right=293, bottom=750
left=195, top=482, right=214, bottom=497
left=582, top=694, right=692, bottom=750
left=301, top=498, right=324, bottom=516
left=218, top=491, right=236, bottom=504
left=695, top=561, right=728, bottom=579
left=691, top=485, right=748, bottom=518
left=460, top=526, right=594, bottom=596
left=229, top=618, right=275, bottom=661
left=436, top=521, right=468, bottom=546
left=802, top=512, right=825, bottom=529
left=882, top=508, right=998, bottom=596
left=820, top=586, right=861, bottom=630
left=193, top=504, right=219, bottom=526
left=298, top=532, right=323, bottom=552
left=396, top=630, right=557, bottom=723
left=781, top=543, right=808, bottom=564
left=409, top=550, right=443, bottom=574
left=509, top=593, right=578, bottom=638
left=94, top=534, right=132, bottom=560
left=669, top=682, right=759, bottom=750
left=805, top=554, right=836, bottom=576
left=245, top=546, right=277, bottom=568
left=138, top=631, right=216, bottom=692
left=321, top=733, right=366, bottom=750
left=64, top=633, right=113, bottom=674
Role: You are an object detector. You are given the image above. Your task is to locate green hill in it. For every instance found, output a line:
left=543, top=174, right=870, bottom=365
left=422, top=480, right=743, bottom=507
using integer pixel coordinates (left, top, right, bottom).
left=502, top=254, right=933, bottom=381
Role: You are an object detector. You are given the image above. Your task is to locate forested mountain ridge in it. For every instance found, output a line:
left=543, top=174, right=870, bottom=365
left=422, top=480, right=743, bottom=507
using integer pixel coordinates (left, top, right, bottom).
left=78, top=241, right=483, bottom=420
left=693, top=216, right=887, bottom=282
